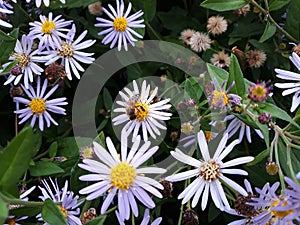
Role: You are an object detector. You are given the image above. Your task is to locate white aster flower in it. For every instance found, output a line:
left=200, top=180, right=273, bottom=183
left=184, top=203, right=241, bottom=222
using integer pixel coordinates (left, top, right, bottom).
left=116, top=209, right=162, bottom=225
left=28, top=12, right=72, bottom=50
left=4, top=35, right=44, bottom=89
left=224, top=115, right=264, bottom=143
left=275, top=52, right=300, bottom=112
left=13, top=77, right=68, bottom=131
left=36, top=178, right=83, bottom=225
left=112, top=80, right=172, bottom=142
left=78, top=133, right=166, bottom=221
left=166, top=130, right=254, bottom=211
left=25, top=0, right=66, bottom=7
left=95, top=0, right=145, bottom=51
left=0, top=0, right=13, bottom=28
left=42, top=24, right=96, bottom=80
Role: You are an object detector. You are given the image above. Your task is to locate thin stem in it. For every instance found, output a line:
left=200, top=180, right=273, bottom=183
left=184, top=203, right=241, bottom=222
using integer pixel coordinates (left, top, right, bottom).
left=145, top=21, right=162, bottom=40
left=248, top=0, right=298, bottom=43
left=274, top=133, right=285, bottom=190
left=286, top=145, right=298, bottom=182
left=131, top=211, right=135, bottom=225
left=15, top=114, right=18, bottom=136
left=178, top=179, right=188, bottom=225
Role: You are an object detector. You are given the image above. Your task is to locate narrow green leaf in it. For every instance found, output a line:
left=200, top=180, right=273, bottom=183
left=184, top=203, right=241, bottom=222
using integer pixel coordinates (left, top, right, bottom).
left=261, top=103, right=300, bottom=128
left=269, top=0, right=291, bottom=11
left=0, top=29, right=16, bottom=41
left=259, top=22, right=276, bottom=43
left=42, top=199, right=67, bottom=225
left=103, top=88, right=113, bottom=111
left=48, top=142, right=58, bottom=158
left=227, top=54, right=246, bottom=96
left=248, top=148, right=270, bottom=166
left=0, top=196, right=8, bottom=225
left=29, top=161, right=64, bottom=177
left=0, top=127, right=41, bottom=194
left=96, top=119, right=108, bottom=132
left=84, top=215, right=107, bottom=225
left=286, top=0, right=300, bottom=42
left=207, top=63, right=229, bottom=88
left=184, top=79, right=198, bottom=100
left=200, top=0, right=248, bottom=11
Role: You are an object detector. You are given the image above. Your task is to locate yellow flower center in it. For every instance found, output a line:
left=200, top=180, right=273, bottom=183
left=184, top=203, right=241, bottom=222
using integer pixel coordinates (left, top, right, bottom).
left=57, top=205, right=68, bottom=219
left=252, top=85, right=266, bottom=97
left=12, top=53, right=30, bottom=67
left=199, top=161, right=221, bottom=182
left=110, top=162, right=136, bottom=190
left=113, top=17, right=127, bottom=32
left=211, top=90, right=228, bottom=107
left=5, top=218, right=16, bottom=225
left=134, top=103, right=149, bottom=121
left=41, top=20, right=56, bottom=34
left=181, top=122, right=194, bottom=135
left=205, top=131, right=213, bottom=141
left=270, top=199, right=294, bottom=219
left=29, top=98, right=46, bottom=114
left=58, top=42, right=73, bottom=58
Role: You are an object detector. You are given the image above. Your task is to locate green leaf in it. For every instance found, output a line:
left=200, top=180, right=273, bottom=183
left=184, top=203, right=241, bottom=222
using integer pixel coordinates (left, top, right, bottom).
left=29, top=161, right=64, bottom=176
left=269, top=0, right=291, bottom=11
left=0, top=127, right=41, bottom=194
left=0, top=60, right=18, bottom=76
left=42, top=199, right=67, bottom=225
left=50, top=0, right=97, bottom=9
left=200, top=0, right=248, bottom=11
left=286, top=0, right=300, bottom=42
left=227, top=54, right=246, bottom=96
left=103, top=88, right=113, bottom=111
left=0, top=28, right=18, bottom=64
left=207, top=63, right=229, bottom=88
left=248, top=148, right=270, bottom=166
left=183, top=78, right=200, bottom=100
left=259, top=22, right=276, bottom=43
left=261, top=103, right=300, bottom=128
left=57, top=137, right=93, bottom=157
left=84, top=215, right=107, bottom=225
left=132, top=0, right=156, bottom=22
left=0, top=196, right=8, bottom=225
left=0, top=29, right=16, bottom=41
left=48, top=142, right=58, bottom=158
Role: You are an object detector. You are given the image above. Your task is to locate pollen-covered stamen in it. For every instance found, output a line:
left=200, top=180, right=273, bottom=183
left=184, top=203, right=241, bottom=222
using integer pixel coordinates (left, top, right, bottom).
left=58, top=42, right=74, bottom=58
left=211, top=90, right=229, bottom=107
left=113, top=17, right=127, bottom=32
left=270, top=199, right=294, bottom=219
left=41, top=20, right=56, bottom=34
left=205, top=131, right=213, bottom=141
left=134, top=103, right=149, bottom=121
left=199, top=161, right=221, bottom=182
left=29, top=98, right=46, bottom=114
left=12, top=53, right=30, bottom=67
left=110, top=162, right=136, bottom=190
left=57, top=205, right=68, bottom=219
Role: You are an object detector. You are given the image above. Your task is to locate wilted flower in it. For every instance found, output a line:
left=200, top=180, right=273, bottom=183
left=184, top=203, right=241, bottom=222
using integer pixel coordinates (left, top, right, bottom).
left=234, top=4, right=251, bottom=16
left=88, top=1, right=102, bottom=16
left=265, top=162, right=279, bottom=175
left=210, top=51, right=231, bottom=68
left=246, top=50, right=267, bottom=68
left=189, top=32, right=211, bottom=52
left=180, top=29, right=196, bottom=45
left=248, top=81, right=272, bottom=102
left=181, top=122, right=194, bottom=135
left=95, top=0, right=145, bottom=51
left=258, top=112, right=272, bottom=125
left=207, top=16, right=228, bottom=35
left=182, top=209, right=199, bottom=225
left=166, top=131, right=253, bottom=211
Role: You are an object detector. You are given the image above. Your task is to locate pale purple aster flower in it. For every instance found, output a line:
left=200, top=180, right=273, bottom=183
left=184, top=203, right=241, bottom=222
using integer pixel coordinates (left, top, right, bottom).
left=224, top=115, right=264, bottom=143
left=116, top=209, right=162, bottom=225
left=112, top=80, right=172, bottom=142
left=13, top=77, right=68, bottom=131
left=249, top=182, right=297, bottom=225
left=275, top=52, right=300, bottom=112
left=0, top=0, right=13, bottom=28
left=166, top=130, right=254, bottom=211
left=25, top=0, right=66, bottom=7
left=4, top=35, right=44, bottom=89
left=95, top=0, right=145, bottom=51
left=28, top=12, right=72, bottom=50
left=4, top=186, right=36, bottom=225
left=42, top=24, right=96, bottom=80
left=78, top=133, right=166, bottom=221
left=36, top=178, right=83, bottom=225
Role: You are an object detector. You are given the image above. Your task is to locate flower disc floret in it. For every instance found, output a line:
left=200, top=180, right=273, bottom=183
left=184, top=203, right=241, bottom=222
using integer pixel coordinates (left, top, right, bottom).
left=29, top=98, right=46, bottom=114
left=41, top=20, right=56, bottom=34
left=134, top=103, right=149, bottom=121
left=110, top=162, right=136, bottom=190
left=113, top=17, right=127, bottom=32
left=13, top=53, right=30, bottom=67
left=199, top=161, right=220, bottom=182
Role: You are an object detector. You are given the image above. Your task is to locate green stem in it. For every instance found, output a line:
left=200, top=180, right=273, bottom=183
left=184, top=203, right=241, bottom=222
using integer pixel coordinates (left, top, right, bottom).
left=286, top=145, right=298, bottom=183
left=145, top=21, right=162, bottom=40
left=248, top=0, right=299, bottom=43
left=178, top=201, right=184, bottom=225
left=274, top=133, right=286, bottom=190
left=131, top=211, right=135, bottom=225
